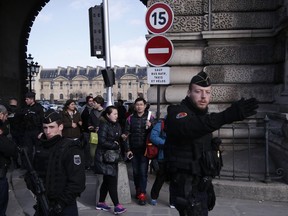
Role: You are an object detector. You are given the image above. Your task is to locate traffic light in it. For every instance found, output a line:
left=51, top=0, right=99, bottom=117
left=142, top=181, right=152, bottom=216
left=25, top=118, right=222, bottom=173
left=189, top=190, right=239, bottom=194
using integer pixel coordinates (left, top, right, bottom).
left=89, top=4, right=105, bottom=59
left=101, top=68, right=115, bottom=87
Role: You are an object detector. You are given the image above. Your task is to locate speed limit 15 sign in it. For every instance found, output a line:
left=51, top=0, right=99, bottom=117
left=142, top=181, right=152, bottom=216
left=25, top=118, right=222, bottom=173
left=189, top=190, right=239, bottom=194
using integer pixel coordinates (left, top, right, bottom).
left=145, top=2, right=174, bottom=34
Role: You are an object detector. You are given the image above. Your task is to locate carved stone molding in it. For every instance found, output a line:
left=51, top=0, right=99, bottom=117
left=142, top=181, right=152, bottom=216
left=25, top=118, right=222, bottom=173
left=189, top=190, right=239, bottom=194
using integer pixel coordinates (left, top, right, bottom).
left=171, top=16, right=204, bottom=32
left=205, top=65, right=278, bottom=84
left=148, top=0, right=205, bottom=15
left=203, top=45, right=284, bottom=65
left=211, top=0, right=281, bottom=12
left=211, top=12, right=274, bottom=30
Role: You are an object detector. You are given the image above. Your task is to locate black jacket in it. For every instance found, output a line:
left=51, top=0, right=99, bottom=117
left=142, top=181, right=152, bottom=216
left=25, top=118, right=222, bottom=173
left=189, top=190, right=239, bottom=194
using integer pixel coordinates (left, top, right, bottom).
left=94, top=117, right=122, bottom=176
left=124, top=111, right=154, bottom=154
left=165, top=96, right=229, bottom=175
left=81, top=105, right=93, bottom=133
left=33, top=135, right=85, bottom=208
left=0, top=134, right=16, bottom=168
left=22, top=102, right=44, bottom=132
left=88, top=109, right=104, bottom=131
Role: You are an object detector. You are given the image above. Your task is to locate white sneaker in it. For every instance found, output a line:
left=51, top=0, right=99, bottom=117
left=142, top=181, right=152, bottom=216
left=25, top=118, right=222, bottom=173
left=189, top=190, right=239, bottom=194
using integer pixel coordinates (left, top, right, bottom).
left=169, top=204, right=176, bottom=209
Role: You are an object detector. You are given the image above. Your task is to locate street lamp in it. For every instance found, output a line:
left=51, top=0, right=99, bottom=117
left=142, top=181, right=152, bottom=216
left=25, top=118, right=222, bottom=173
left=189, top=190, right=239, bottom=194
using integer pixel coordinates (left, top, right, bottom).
left=26, top=53, right=40, bottom=91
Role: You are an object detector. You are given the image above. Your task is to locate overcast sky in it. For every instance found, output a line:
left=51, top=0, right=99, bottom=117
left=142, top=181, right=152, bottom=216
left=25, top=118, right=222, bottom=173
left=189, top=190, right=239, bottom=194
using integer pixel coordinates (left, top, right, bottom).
left=28, top=0, right=148, bottom=69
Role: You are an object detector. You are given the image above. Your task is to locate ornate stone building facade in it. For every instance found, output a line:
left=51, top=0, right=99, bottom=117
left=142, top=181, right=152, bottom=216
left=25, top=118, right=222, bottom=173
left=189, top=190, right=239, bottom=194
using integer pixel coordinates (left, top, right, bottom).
left=145, top=0, right=287, bottom=115
left=36, top=65, right=148, bottom=103
left=143, top=0, right=288, bottom=182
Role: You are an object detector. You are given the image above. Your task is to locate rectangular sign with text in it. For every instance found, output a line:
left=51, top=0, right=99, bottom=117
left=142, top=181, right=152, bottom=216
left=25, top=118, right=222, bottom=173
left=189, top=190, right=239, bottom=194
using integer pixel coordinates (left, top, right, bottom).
left=147, top=67, right=170, bottom=85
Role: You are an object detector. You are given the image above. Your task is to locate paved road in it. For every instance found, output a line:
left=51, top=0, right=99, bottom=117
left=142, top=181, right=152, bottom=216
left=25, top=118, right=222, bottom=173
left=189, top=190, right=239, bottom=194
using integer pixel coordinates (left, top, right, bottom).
left=7, top=163, right=288, bottom=216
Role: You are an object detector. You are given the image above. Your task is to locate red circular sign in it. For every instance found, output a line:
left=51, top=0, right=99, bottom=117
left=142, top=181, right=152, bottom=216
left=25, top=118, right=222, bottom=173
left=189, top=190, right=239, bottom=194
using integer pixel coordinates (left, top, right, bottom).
left=144, top=35, right=174, bottom=67
left=145, top=2, right=174, bottom=34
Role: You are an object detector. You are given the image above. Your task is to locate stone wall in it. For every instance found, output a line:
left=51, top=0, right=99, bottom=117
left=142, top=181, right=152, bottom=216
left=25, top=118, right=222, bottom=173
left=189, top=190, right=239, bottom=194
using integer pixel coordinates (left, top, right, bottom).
left=146, top=0, right=287, bottom=117
left=145, top=0, right=288, bottom=183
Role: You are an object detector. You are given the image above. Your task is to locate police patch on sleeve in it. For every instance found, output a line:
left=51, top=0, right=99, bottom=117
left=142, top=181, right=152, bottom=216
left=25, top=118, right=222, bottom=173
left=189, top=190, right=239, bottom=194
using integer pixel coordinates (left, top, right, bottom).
left=74, top=155, right=81, bottom=165
left=176, top=112, right=188, bottom=119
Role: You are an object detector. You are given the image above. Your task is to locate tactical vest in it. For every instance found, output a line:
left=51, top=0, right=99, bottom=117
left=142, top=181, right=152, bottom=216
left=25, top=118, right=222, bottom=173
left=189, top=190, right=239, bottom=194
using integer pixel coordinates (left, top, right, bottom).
left=45, top=138, right=81, bottom=199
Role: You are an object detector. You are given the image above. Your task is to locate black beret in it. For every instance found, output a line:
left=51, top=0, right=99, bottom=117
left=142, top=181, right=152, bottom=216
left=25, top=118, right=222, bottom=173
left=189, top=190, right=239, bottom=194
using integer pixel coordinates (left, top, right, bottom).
left=43, top=109, right=62, bottom=124
left=25, top=92, right=36, bottom=98
left=190, top=71, right=211, bottom=87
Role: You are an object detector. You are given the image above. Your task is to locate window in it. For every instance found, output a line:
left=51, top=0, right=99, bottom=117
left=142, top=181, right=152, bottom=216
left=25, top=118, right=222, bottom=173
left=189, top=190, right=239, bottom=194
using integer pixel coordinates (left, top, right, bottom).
left=60, top=94, right=64, bottom=99
left=117, top=92, right=121, bottom=99
left=50, top=93, right=54, bottom=101
left=128, top=93, right=132, bottom=101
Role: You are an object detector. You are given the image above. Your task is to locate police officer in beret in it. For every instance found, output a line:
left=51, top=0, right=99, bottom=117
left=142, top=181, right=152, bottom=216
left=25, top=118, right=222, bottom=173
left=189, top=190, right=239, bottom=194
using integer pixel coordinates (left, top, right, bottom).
left=165, top=70, right=259, bottom=216
left=22, top=92, right=44, bottom=162
left=31, top=109, right=85, bottom=216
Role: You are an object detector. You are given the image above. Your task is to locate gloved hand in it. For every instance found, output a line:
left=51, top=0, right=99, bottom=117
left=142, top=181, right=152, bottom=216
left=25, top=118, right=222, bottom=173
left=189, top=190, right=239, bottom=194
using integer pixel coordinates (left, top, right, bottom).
left=207, top=183, right=216, bottom=211
left=224, top=98, right=259, bottom=123
left=49, top=203, right=63, bottom=216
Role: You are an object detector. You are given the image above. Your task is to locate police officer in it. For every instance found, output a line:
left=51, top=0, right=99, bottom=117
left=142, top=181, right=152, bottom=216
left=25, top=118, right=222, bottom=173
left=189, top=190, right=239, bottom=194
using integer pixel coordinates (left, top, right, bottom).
left=0, top=105, right=16, bottom=216
left=165, top=70, right=259, bottom=216
left=31, top=109, right=85, bottom=216
left=22, top=92, right=44, bottom=161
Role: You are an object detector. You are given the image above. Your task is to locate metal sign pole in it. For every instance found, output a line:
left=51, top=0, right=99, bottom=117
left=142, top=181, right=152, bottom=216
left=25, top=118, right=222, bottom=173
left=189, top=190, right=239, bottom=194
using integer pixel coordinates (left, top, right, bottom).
left=157, top=85, right=160, bottom=120
left=103, top=0, right=113, bottom=106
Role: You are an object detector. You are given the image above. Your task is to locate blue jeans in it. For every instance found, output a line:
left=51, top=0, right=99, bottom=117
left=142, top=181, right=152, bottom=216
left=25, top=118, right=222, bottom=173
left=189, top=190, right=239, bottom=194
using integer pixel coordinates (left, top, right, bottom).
left=0, top=177, right=8, bottom=216
left=131, top=152, right=149, bottom=194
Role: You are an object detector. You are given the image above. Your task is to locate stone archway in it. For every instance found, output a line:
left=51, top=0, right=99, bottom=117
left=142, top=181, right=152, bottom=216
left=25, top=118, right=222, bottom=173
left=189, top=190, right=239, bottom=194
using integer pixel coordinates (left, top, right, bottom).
left=0, top=0, right=146, bottom=105
left=0, top=0, right=50, bottom=104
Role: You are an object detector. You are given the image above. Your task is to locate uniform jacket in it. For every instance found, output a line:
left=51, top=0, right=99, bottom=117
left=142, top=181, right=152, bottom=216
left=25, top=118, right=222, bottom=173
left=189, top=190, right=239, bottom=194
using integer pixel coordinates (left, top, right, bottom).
left=124, top=111, right=154, bottom=154
left=61, top=110, right=82, bottom=139
left=94, top=117, right=122, bottom=176
left=22, top=102, right=44, bottom=132
left=0, top=134, right=16, bottom=169
left=165, top=96, right=228, bottom=175
left=34, top=135, right=85, bottom=207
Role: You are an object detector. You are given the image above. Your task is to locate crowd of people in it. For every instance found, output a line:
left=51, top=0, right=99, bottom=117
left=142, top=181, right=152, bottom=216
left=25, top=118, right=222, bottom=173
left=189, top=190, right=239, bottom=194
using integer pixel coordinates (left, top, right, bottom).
left=0, top=70, right=259, bottom=216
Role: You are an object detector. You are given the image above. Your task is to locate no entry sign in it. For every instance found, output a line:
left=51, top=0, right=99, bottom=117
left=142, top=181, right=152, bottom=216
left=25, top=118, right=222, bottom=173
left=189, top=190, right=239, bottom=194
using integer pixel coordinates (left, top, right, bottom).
left=145, top=2, right=174, bottom=34
left=144, top=35, right=174, bottom=67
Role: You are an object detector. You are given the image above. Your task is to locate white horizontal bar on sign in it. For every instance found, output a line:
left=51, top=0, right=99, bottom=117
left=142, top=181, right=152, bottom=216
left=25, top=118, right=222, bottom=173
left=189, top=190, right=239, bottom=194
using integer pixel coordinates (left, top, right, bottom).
left=148, top=48, right=169, bottom=54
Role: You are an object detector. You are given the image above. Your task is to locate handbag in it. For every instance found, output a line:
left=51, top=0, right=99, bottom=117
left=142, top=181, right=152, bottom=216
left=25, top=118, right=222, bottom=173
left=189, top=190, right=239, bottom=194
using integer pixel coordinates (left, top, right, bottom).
left=144, top=132, right=158, bottom=159
left=103, top=149, right=120, bottom=163
left=89, top=132, right=98, bottom=145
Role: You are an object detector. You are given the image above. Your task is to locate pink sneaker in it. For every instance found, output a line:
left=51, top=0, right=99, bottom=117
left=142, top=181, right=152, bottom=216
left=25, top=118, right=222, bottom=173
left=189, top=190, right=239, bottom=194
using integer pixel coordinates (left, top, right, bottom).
left=96, top=202, right=111, bottom=211
left=114, top=204, right=127, bottom=215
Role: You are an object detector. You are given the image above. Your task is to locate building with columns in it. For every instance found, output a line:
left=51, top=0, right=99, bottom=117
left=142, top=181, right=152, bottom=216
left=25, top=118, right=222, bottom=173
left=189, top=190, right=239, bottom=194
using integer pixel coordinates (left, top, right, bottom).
left=35, top=65, right=148, bottom=103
